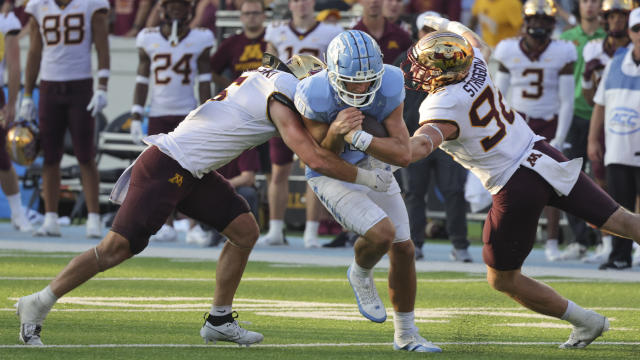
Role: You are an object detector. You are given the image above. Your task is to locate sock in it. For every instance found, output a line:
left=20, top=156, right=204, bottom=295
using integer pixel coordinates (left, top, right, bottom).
left=207, top=311, right=234, bottom=326
left=87, top=213, right=100, bottom=224
left=561, top=300, right=589, bottom=325
left=44, top=212, right=58, bottom=225
left=267, top=220, right=284, bottom=239
left=350, top=260, right=373, bottom=277
left=303, top=221, right=319, bottom=240
left=36, top=285, right=58, bottom=309
left=393, top=311, right=416, bottom=337
left=211, top=304, right=232, bottom=317
left=546, top=239, right=558, bottom=249
left=7, top=193, right=23, bottom=218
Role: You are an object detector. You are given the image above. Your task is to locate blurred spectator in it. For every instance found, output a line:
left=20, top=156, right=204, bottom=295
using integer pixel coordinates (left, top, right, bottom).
left=210, top=0, right=266, bottom=89
left=557, top=0, right=606, bottom=261
left=405, top=0, right=461, bottom=21
left=396, top=20, right=471, bottom=262
left=587, top=6, right=640, bottom=270
left=470, top=0, right=523, bottom=48
left=111, top=0, right=154, bottom=37
left=383, top=0, right=411, bottom=35
left=352, top=0, right=411, bottom=64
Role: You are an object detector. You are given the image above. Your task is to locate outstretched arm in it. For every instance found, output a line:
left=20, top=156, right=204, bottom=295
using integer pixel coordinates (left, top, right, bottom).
left=409, top=122, right=458, bottom=162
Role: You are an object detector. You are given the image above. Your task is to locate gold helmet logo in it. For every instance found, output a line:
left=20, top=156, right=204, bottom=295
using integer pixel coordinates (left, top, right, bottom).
left=523, top=0, right=557, bottom=18
left=404, top=31, right=474, bottom=93
left=6, top=121, right=40, bottom=166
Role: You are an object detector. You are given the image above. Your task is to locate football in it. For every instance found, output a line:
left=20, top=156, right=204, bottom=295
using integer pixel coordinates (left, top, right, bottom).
left=361, top=114, right=389, bottom=137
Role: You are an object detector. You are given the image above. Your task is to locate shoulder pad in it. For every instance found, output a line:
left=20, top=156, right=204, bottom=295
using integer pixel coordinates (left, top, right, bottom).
left=294, top=72, right=333, bottom=116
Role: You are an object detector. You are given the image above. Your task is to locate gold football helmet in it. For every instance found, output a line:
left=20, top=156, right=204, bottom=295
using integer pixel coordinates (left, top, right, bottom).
left=601, top=0, right=635, bottom=14
left=403, top=31, right=474, bottom=93
left=523, top=0, right=557, bottom=18
left=523, top=0, right=557, bottom=40
left=6, top=121, right=40, bottom=166
left=262, top=53, right=326, bottom=80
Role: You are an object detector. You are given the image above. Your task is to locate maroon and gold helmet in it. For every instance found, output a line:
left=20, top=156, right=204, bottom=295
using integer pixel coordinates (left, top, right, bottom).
left=6, top=120, right=40, bottom=166
left=523, top=0, right=557, bottom=40
left=161, top=0, right=195, bottom=24
left=403, top=31, right=474, bottom=93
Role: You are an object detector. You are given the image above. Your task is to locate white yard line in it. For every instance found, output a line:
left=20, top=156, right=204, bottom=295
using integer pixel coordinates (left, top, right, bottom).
left=1, top=341, right=640, bottom=349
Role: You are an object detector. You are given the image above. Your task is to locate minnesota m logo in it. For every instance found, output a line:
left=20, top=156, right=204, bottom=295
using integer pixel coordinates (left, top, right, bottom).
left=526, top=153, right=542, bottom=167
left=168, top=173, right=183, bottom=187
left=239, top=44, right=263, bottom=62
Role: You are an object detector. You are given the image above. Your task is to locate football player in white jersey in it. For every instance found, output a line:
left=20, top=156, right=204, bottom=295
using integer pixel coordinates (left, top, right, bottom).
left=404, top=30, right=640, bottom=349
left=129, top=0, right=214, bottom=243
left=15, top=55, right=394, bottom=346
left=19, top=0, right=110, bottom=239
left=494, top=0, right=577, bottom=262
left=261, top=0, right=343, bottom=248
left=0, top=9, right=32, bottom=232
left=582, top=0, right=633, bottom=106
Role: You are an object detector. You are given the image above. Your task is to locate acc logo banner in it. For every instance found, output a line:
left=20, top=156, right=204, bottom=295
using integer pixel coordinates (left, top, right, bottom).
left=608, top=107, right=640, bottom=135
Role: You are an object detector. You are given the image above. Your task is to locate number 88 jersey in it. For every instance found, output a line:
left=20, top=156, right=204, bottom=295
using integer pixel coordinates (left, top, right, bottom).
left=136, top=27, right=215, bottom=116
left=25, top=0, right=109, bottom=81
left=418, top=51, right=543, bottom=195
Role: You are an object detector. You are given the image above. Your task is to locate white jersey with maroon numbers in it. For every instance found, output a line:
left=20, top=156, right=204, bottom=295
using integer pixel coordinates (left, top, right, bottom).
left=419, top=50, right=544, bottom=194
left=144, top=67, right=298, bottom=178
left=0, top=12, right=21, bottom=87
left=25, top=0, right=109, bottom=81
left=137, top=27, right=215, bottom=116
left=494, top=37, right=577, bottom=119
left=264, top=21, right=342, bottom=60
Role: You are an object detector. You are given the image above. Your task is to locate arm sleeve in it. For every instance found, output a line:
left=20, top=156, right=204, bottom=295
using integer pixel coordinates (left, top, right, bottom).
left=554, top=75, right=575, bottom=145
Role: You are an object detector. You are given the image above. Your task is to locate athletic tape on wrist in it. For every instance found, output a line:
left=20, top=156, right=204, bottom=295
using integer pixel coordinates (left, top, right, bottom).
left=581, top=77, right=593, bottom=90
left=198, top=73, right=212, bottom=82
left=418, top=133, right=434, bottom=153
left=97, top=69, right=110, bottom=78
left=427, top=123, right=444, bottom=143
left=352, top=130, right=373, bottom=152
left=130, top=104, right=144, bottom=116
left=136, top=75, right=150, bottom=84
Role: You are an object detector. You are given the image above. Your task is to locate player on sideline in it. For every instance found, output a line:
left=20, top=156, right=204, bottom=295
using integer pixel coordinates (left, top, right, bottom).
left=129, top=0, right=215, bottom=243
left=403, top=30, right=640, bottom=349
left=493, top=0, right=577, bottom=261
left=295, top=30, right=441, bottom=353
left=19, top=0, right=110, bottom=238
left=16, top=54, right=393, bottom=346
left=0, top=8, right=32, bottom=232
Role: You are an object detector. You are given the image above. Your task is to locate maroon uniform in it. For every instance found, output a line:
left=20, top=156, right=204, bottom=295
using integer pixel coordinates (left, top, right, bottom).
left=217, top=148, right=261, bottom=180
left=210, top=30, right=267, bottom=79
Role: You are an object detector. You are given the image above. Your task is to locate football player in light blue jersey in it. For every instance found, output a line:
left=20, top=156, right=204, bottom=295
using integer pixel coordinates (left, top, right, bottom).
left=294, top=30, right=442, bottom=353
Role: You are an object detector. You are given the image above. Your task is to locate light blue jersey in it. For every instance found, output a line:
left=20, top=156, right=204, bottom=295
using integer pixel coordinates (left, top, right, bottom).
left=295, top=64, right=405, bottom=179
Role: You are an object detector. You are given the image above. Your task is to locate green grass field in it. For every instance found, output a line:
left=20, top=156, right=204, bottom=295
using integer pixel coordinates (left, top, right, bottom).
left=1, top=250, right=638, bottom=359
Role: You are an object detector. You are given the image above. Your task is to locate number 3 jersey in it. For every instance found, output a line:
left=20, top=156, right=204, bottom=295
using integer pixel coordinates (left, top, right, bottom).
left=136, top=27, right=215, bottom=116
left=25, top=0, right=109, bottom=81
left=145, top=67, right=298, bottom=178
left=494, top=37, right=576, bottom=118
left=419, top=51, right=543, bottom=194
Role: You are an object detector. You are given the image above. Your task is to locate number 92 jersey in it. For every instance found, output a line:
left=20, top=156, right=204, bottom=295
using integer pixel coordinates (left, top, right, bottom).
left=494, top=37, right=576, bottom=118
left=25, top=0, right=109, bottom=81
left=418, top=51, right=543, bottom=194
left=145, top=67, right=298, bottom=179
left=136, top=27, right=215, bottom=117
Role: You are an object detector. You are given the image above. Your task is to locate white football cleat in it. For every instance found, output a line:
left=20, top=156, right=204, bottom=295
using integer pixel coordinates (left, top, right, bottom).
left=16, top=294, right=51, bottom=346
left=258, top=233, right=287, bottom=246
left=86, top=216, right=102, bottom=239
left=200, top=312, right=264, bottom=346
left=150, top=224, right=178, bottom=242
left=303, top=236, right=321, bottom=249
left=559, top=243, right=587, bottom=261
left=347, top=264, right=386, bottom=323
left=559, top=310, right=609, bottom=349
left=34, top=221, right=61, bottom=237
left=394, top=328, right=442, bottom=353
left=186, top=225, right=211, bottom=246
left=545, top=241, right=561, bottom=262
left=11, top=214, right=33, bottom=232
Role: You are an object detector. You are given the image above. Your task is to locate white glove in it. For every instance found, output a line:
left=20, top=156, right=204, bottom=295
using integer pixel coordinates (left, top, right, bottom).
left=86, top=89, right=108, bottom=117
left=355, top=167, right=393, bottom=192
left=130, top=120, right=144, bottom=145
left=18, top=97, right=36, bottom=121
left=369, top=157, right=401, bottom=173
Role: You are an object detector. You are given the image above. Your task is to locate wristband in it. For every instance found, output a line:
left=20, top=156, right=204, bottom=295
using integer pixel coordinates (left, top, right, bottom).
left=136, top=75, right=150, bottom=84
left=97, top=69, right=110, bottom=78
left=351, top=130, right=373, bottom=152
left=581, top=77, right=593, bottom=90
left=198, top=73, right=212, bottom=82
left=97, top=84, right=107, bottom=91
left=131, top=104, right=144, bottom=116
left=418, top=133, right=434, bottom=153
left=427, top=123, right=444, bottom=143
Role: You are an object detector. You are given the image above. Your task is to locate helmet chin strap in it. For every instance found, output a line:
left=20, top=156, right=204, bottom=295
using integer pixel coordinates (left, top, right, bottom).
left=168, top=20, right=179, bottom=46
